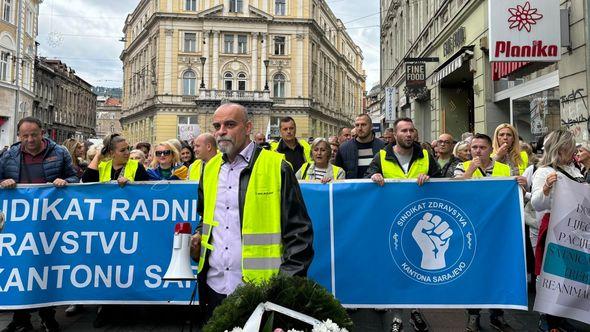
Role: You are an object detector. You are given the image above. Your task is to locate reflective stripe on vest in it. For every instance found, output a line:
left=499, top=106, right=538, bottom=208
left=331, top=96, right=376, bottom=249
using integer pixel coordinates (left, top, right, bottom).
left=188, top=159, right=203, bottom=181
left=270, top=139, right=312, bottom=163
left=519, top=151, right=529, bottom=175
left=379, top=149, right=429, bottom=179
left=463, top=161, right=511, bottom=178
left=97, top=159, right=139, bottom=182
left=199, top=150, right=284, bottom=284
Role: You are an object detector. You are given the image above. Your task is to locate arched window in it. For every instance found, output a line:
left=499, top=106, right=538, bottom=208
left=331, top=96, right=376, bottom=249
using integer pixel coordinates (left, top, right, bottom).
left=273, top=73, right=285, bottom=98
left=183, top=70, right=196, bottom=95
left=237, top=72, right=247, bottom=91
left=224, top=72, right=233, bottom=90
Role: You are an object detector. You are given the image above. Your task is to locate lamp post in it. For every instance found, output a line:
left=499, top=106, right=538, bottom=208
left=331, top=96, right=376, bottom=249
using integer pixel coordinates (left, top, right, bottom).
left=263, top=59, right=270, bottom=91
left=200, top=56, right=207, bottom=89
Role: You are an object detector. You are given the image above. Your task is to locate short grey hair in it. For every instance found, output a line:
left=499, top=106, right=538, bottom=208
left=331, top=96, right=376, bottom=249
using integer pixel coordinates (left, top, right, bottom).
left=310, top=137, right=331, bottom=160
left=453, top=140, right=469, bottom=158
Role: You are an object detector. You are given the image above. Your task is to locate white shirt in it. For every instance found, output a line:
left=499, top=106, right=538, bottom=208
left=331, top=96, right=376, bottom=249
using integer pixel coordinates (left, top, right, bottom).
left=530, top=164, right=583, bottom=212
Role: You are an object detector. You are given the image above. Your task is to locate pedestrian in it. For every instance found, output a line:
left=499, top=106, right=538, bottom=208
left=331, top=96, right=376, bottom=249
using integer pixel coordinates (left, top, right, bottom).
left=189, top=103, right=313, bottom=319
left=296, top=138, right=345, bottom=183
left=492, top=123, right=529, bottom=175
left=453, top=134, right=511, bottom=179
left=453, top=140, right=471, bottom=162
left=577, top=142, right=590, bottom=183
left=180, top=141, right=196, bottom=168
left=129, top=149, right=146, bottom=165
left=436, top=133, right=461, bottom=178
left=383, top=127, right=396, bottom=145
left=366, top=117, right=440, bottom=332
left=0, top=116, right=79, bottom=332
left=188, top=133, right=219, bottom=181
left=135, top=142, right=152, bottom=168
left=531, top=130, right=584, bottom=332
left=338, top=127, right=352, bottom=144
left=62, top=138, right=86, bottom=178
left=270, top=116, right=312, bottom=172
left=334, top=114, right=385, bottom=179
left=82, top=134, right=150, bottom=184
left=147, top=141, right=188, bottom=180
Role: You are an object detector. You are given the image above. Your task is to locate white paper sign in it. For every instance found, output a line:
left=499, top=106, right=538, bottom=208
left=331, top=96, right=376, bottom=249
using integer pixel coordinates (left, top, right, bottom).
left=178, top=124, right=200, bottom=141
left=489, top=0, right=561, bottom=62
left=384, top=87, right=396, bottom=123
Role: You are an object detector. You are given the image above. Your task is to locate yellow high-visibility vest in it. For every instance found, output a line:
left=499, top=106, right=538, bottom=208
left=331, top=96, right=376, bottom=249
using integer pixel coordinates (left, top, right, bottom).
left=199, top=149, right=285, bottom=284
left=188, top=159, right=203, bottom=181
left=462, top=160, right=511, bottom=178
left=97, top=159, right=139, bottom=182
left=298, top=162, right=343, bottom=180
left=270, top=139, right=312, bottom=163
left=379, top=149, right=429, bottom=179
left=518, top=151, right=529, bottom=175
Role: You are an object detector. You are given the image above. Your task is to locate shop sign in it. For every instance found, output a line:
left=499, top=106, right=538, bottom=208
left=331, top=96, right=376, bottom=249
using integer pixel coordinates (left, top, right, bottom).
left=443, top=27, right=466, bottom=57
left=405, top=63, right=426, bottom=90
left=384, top=87, right=397, bottom=122
left=489, top=1, right=560, bottom=62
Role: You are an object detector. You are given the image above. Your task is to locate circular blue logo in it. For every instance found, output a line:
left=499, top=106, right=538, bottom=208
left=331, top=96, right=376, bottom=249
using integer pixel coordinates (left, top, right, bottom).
left=389, top=198, right=476, bottom=285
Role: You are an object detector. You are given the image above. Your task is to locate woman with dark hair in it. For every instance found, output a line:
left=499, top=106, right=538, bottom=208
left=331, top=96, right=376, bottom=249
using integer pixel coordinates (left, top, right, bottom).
left=179, top=142, right=196, bottom=168
left=82, top=134, right=150, bottom=184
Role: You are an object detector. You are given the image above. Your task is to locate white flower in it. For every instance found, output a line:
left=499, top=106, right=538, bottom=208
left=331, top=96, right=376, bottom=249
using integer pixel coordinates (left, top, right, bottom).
left=311, top=319, right=348, bottom=332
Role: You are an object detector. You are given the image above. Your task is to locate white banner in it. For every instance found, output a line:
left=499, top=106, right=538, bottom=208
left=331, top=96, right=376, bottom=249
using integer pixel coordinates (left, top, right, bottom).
left=489, top=0, right=561, bottom=62
left=384, top=87, right=396, bottom=123
left=534, top=177, right=590, bottom=324
left=178, top=124, right=200, bottom=141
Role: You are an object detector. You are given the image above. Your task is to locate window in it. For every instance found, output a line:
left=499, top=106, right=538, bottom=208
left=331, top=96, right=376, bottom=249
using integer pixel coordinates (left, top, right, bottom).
left=237, top=72, right=246, bottom=91
left=3, top=0, right=11, bottom=23
left=237, top=35, right=247, bottom=54
left=229, top=0, right=243, bottom=12
left=25, top=8, right=32, bottom=35
left=273, top=73, right=285, bottom=98
left=184, top=32, right=196, bottom=52
left=185, top=0, right=197, bottom=11
left=224, top=34, right=234, bottom=53
left=275, top=0, right=286, bottom=15
left=183, top=70, right=196, bottom=95
left=274, top=36, right=285, bottom=55
left=224, top=72, right=233, bottom=90
left=0, top=52, right=9, bottom=81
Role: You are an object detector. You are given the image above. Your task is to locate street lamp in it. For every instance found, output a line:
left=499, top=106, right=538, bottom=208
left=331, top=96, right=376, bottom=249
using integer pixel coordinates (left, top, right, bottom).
left=200, top=56, right=207, bottom=89
left=263, top=59, right=270, bottom=91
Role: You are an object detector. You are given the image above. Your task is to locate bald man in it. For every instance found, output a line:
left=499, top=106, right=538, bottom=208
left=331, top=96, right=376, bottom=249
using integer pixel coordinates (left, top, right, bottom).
left=436, top=133, right=461, bottom=178
left=188, top=133, right=219, bottom=181
left=190, top=103, right=313, bottom=318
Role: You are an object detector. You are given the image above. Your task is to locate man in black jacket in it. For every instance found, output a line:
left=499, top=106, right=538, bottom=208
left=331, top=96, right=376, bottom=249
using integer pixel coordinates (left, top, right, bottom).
left=436, top=133, right=461, bottom=178
left=0, top=117, right=78, bottom=332
left=189, top=103, right=313, bottom=318
left=334, top=114, right=385, bottom=179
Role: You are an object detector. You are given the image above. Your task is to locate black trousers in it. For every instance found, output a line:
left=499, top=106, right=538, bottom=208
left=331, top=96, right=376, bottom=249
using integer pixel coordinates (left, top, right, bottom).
left=200, top=283, right=227, bottom=320
left=12, top=307, right=55, bottom=323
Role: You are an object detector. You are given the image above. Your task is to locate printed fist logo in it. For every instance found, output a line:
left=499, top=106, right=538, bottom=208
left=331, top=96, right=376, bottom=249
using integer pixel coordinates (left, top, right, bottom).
left=508, top=1, right=543, bottom=32
left=412, top=212, right=453, bottom=270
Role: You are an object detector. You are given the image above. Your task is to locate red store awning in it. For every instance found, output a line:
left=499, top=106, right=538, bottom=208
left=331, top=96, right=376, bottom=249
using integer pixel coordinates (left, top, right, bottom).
left=491, top=61, right=530, bottom=81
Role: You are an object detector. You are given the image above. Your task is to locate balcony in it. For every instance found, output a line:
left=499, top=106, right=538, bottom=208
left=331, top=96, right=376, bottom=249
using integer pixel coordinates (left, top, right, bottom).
left=198, top=89, right=272, bottom=102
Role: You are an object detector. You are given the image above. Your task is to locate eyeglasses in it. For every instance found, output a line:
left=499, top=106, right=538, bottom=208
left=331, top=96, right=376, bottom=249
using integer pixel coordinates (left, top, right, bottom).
left=155, top=150, right=172, bottom=157
left=437, top=140, right=452, bottom=145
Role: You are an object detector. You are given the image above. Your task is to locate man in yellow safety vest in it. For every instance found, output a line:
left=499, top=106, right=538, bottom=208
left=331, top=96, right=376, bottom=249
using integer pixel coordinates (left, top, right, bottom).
left=189, top=103, right=314, bottom=318
left=188, top=133, right=218, bottom=181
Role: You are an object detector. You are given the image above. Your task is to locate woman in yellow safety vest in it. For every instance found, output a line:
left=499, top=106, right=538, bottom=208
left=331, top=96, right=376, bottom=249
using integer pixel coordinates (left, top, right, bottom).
left=81, top=133, right=150, bottom=184
left=296, top=137, right=345, bottom=183
left=492, top=123, right=529, bottom=175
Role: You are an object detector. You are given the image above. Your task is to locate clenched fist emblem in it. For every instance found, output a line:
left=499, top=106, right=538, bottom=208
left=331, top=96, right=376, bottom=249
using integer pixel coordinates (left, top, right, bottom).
left=412, top=212, right=453, bottom=270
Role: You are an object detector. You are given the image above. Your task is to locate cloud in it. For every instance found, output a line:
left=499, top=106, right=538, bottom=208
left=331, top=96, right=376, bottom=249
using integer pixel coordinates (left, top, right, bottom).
left=38, top=0, right=381, bottom=89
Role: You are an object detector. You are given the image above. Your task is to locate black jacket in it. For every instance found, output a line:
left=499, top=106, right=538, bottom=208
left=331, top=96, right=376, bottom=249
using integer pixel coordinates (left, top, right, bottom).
left=197, top=145, right=314, bottom=295
left=439, top=155, right=462, bottom=178
left=364, top=142, right=442, bottom=178
left=334, top=137, right=385, bottom=179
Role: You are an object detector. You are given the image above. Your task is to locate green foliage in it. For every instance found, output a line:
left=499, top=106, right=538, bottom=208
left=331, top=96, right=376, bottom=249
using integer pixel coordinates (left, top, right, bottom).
left=203, top=275, right=353, bottom=332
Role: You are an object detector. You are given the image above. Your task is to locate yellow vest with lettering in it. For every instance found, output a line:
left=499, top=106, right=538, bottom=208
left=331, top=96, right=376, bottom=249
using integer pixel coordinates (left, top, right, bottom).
left=97, top=159, right=139, bottom=183
left=462, top=160, right=511, bottom=178
left=270, top=139, right=312, bottom=164
left=379, top=149, right=430, bottom=179
left=199, top=150, right=285, bottom=284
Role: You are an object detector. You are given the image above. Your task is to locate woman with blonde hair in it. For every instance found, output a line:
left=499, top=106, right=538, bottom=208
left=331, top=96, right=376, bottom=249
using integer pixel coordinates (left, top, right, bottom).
left=296, top=138, right=345, bottom=183
left=62, top=138, right=86, bottom=178
left=492, top=123, right=528, bottom=175
left=147, top=141, right=188, bottom=180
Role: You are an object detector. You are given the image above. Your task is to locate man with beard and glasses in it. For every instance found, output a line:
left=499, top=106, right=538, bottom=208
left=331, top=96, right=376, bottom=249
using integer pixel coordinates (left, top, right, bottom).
left=189, top=103, right=314, bottom=319
left=365, top=117, right=440, bottom=332
left=334, top=114, right=385, bottom=179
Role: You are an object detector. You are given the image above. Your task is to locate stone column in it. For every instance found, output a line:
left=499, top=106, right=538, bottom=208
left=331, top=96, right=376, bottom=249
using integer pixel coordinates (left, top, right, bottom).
left=164, top=28, right=174, bottom=94
left=261, top=33, right=268, bottom=91
left=251, top=32, right=258, bottom=91
left=212, top=31, right=220, bottom=90
left=202, top=31, right=210, bottom=89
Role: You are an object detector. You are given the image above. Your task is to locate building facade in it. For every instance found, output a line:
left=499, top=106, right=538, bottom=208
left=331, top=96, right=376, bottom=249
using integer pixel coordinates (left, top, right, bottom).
left=380, top=0, right=585, bottom=145
left=95, top=96, right=123, bottom=138
left=32, top=58, right=97, bottom=143
left=120, top=0, right=365, bottom=145
left=0, top=0, right=41, bottom=147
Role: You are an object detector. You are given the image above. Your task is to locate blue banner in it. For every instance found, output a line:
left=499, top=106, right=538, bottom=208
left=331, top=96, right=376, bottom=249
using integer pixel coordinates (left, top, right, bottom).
left=0, top=179, right=527, bottom=309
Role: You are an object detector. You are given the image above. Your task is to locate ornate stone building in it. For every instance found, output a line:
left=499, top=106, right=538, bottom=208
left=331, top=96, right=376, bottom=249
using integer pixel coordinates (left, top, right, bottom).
left=120, top=0, right=365, bottom=145
left=95, top=96, right=123, bottom=138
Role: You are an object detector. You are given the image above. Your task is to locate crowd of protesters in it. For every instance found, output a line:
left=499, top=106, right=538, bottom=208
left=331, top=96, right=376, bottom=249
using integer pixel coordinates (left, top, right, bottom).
left=0, top=113, right=589, bottom=332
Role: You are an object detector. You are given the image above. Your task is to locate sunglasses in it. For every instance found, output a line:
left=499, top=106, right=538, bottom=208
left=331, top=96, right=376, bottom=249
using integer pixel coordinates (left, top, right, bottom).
left=155, top=150, right=172, bottom=157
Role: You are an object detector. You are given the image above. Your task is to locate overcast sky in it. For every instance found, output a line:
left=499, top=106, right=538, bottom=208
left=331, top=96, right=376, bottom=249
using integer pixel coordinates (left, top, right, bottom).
left=38, top=0, right=380, bottom=90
